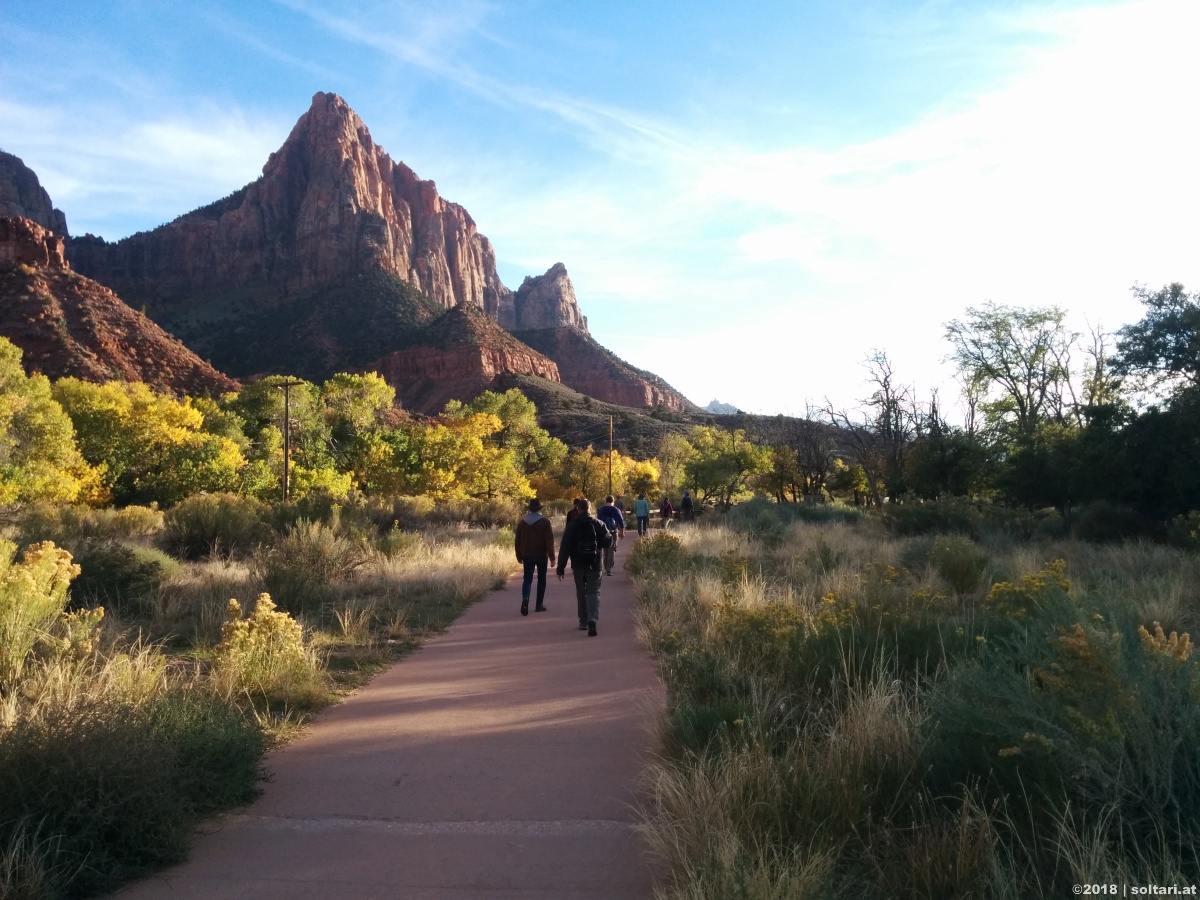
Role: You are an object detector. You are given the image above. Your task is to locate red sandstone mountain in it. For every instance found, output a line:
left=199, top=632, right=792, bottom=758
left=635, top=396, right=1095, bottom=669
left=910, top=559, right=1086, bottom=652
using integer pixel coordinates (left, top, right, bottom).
left=514, top=326, right=690, bottom=412
left=371, top=305, right=561, bottom=413
left=67, top=92, right=579, bottom=332
left=49, top=92, right=691, bottom=410
left=0, top=217, right=237, bottom=396
left=0, top=152, right=68, bottom=236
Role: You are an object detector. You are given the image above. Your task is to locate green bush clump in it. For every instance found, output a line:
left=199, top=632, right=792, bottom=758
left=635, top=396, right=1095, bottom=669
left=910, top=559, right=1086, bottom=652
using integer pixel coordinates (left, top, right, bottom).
left=625, top=532, right=688, bottom=579
left=0, top=689, right=265, bottom=897
left=928, top=534, right=990, bottom=594
left=68, top=541, right=177, bottom=616
left=927, top=613, right=1200, bottom=882
left=883, top=498, right=982, bottom=536
left=160, top=493, right=270, bottom=560
left=253, top=520, right=370, bottom=615
left=17, top=503, right=163, bottom=548
left=1072, top=500, right=1144, bottom=543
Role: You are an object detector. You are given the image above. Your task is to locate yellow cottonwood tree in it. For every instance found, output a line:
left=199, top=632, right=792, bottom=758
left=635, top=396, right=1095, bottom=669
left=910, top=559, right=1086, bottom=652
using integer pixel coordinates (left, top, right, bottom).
left=0, top=338, right=101, bottom=505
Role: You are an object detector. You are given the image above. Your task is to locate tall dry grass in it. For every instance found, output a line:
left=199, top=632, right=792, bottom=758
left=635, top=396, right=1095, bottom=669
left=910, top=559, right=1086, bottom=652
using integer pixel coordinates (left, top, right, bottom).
left=632, top=514, right=1200, bottom=898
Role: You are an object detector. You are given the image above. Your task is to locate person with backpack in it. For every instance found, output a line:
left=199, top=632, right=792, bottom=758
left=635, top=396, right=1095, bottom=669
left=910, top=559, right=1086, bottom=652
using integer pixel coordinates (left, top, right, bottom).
left=596, top=494, right=626, bottom=577
left=634, top=493, right=651, bottom=536
left=680, top=490, right=695, bottom=522
left=556, top=498, right=613, bottom=636
left=660, top=496, right=674, bottom=526
left=514, top=497, right=555, bottom=616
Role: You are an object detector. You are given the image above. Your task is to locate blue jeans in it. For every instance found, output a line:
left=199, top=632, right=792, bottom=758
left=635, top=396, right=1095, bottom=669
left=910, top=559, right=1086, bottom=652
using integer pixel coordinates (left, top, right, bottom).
left=636, top=515, right=649, bottom=536
left=521, top=555, right=548, bottom=606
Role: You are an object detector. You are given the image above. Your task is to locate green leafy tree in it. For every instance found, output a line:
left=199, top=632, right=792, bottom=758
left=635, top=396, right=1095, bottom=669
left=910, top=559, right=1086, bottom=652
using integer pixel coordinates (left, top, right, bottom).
left=445, top=389, right=566, bottom=476
left=945, top=303, right=1078, bottom=440
left=1113, top=282, right=1200, bottom=397
left=684, top=426, right=772, bottom=508
left=0, top=338, right=101, bottom=504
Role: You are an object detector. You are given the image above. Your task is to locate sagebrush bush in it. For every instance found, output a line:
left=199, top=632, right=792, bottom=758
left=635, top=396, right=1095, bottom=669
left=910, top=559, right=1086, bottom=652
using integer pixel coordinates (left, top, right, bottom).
left=68, top=540, right=166, bottom=616
left=253, top=520, right=370, bottom=614
left=626, top=532, right=688, bottom=579
left=17, top=503, right=163, bottom=548
left=928, top=534, right=990, bottom=595
left=160, top=492, right=270, bottom=560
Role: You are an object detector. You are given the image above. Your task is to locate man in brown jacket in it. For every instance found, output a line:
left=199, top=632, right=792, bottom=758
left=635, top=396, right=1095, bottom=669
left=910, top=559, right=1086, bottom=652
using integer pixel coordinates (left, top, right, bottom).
left=514, top=498, right=556, bottom=616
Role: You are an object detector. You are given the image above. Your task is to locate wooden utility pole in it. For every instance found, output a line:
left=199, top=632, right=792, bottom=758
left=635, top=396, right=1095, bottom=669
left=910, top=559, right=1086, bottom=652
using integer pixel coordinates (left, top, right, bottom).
left=275, top=380, right=304, bottom=501
left=608, top=415, right=613, bottom=497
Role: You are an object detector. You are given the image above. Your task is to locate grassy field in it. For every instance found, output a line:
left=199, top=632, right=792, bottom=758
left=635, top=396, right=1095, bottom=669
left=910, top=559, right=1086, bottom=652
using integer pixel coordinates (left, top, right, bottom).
left=629, top=499, right=1200, bottom=899
left=0, top=495, right=517, bottom=899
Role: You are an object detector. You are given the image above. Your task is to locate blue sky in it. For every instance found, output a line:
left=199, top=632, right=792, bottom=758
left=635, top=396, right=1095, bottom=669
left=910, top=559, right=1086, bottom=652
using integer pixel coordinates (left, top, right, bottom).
left=2, top=0, right=1198, bottom=417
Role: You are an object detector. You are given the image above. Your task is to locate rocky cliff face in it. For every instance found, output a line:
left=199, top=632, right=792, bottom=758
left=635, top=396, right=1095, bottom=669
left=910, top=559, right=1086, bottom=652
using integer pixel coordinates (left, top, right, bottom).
left=0, top=152, right=69, bottom=236
left=510, top=263, right=588, bottom=332
left=0, top=217, right=237, bottom=396
left=513, top=326, right=692, bottom=412
left=66, top=92, right=585, bottom=333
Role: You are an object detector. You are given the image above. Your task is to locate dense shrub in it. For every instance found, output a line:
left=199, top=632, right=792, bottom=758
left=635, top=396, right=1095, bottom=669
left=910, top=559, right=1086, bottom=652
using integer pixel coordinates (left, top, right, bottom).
left=928, top=534, right=990, bottom=594
left=253, top=520, right=370, bottom=614
left=0, top=689, right=265, bottom=897
left=160, top=493, right=270, bottom=560
left=1072, top=500, right=1144, bottom=543
left=625, top=532, right=688, bottom=579
left=212, top=593, right=325, bottom=707
left=17, top=503, right=163, bottom=548
left=68, top=541, right=176, bottom=616
left=0, top=541, right=79, bottom=693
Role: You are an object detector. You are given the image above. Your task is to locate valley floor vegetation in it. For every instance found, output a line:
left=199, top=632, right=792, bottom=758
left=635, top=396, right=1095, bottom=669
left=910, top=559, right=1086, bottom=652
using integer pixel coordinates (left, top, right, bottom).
left=0, top=494, right=517, bottom=899
left=629, top=499, right=1200, bottom=899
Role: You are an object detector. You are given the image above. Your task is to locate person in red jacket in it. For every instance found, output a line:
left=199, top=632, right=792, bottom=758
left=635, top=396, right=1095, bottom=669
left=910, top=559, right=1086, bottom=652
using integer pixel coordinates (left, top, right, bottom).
left=514, top=498, right=556, bottom=616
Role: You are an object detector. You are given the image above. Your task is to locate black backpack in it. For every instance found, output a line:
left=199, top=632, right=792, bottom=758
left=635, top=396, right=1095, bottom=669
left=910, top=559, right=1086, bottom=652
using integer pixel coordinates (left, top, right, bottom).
left=573, top=517, right=609, bottom=569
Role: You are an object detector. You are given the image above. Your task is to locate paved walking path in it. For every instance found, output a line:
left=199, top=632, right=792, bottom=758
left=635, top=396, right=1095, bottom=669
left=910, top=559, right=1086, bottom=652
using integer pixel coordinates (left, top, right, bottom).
left=116, top=547, right=664, bottom=899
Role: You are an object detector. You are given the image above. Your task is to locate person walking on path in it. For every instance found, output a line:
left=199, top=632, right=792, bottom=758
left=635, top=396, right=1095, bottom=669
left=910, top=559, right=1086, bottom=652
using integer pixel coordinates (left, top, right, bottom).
left=566, top=497, right=584, bottom=524
left=634, top=494, right=651, bottom=536
left=557, top=499, right=612, bottom=636
left=680, top=490, right=695, bottom=522
left=660, top=496, right=674, bottom=527
left=514, top=497, right=556, bottom=616
left=597, top=494, right=626, bottom=577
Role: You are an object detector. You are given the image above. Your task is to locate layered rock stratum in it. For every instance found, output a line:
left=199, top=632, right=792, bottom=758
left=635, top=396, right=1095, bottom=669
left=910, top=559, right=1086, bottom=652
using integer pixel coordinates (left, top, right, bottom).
left=0, top=216, right=237, bottom=396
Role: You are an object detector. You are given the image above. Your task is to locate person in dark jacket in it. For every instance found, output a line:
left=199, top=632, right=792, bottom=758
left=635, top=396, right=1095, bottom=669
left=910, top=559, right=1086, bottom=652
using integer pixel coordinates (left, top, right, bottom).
left=660, top=496, right=674, bottom=525
left=514, top=498, right=556, bottom=616
left=556, top=499, right=612, bottom=636
left=596, top=495, right=626, bottom=577
left=680, top=490, right=695, bottom=522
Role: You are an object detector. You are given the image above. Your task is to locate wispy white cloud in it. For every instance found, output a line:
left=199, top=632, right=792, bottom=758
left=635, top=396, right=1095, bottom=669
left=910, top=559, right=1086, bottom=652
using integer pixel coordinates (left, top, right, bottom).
left=0, top=98, right=288, bottom=237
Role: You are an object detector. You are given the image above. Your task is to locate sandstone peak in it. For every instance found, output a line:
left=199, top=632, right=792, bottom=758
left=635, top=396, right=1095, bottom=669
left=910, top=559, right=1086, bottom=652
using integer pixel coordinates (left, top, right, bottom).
left=0, top=152, right=69, bottom=236
left=513, top=263, right=587, bottom=332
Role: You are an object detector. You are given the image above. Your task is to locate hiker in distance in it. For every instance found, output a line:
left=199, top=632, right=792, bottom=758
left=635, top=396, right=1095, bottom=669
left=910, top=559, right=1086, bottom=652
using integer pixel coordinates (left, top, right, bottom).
left=634, top=493, right=651, bottom=536
left=596, top=494, right=626, bottom=577
left=514, top=498, right=556, bottom=616
left=660, top=495, right=674, bottom=527
left=557, top=498, right=612, bottom=636
left=680, top=490, right=695, bottom=522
